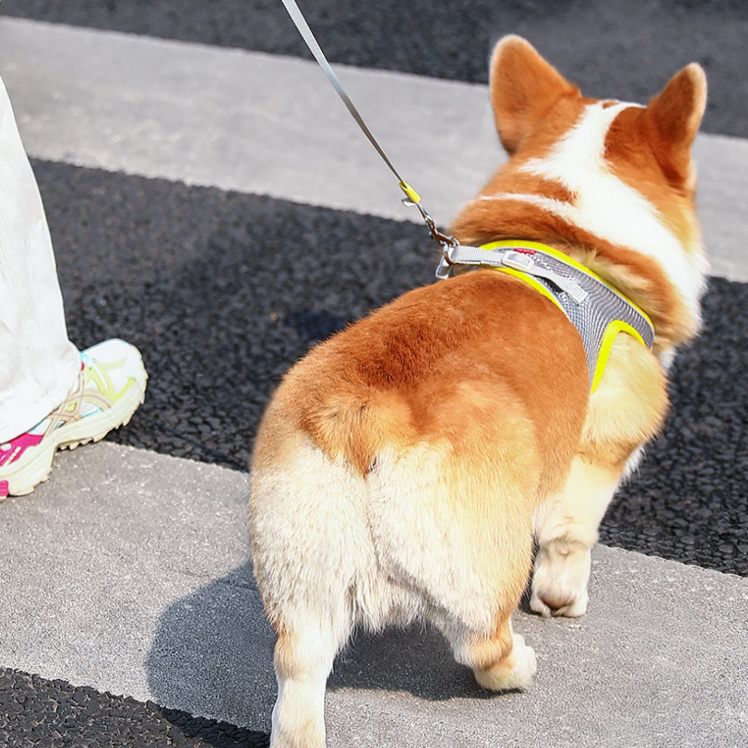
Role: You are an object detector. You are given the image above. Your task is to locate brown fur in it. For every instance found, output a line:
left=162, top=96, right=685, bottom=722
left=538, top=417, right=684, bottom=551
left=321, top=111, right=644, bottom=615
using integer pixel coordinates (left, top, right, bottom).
left=280, top=271, right=588, bottom=488
left=249, top=34, right=706, bottom=747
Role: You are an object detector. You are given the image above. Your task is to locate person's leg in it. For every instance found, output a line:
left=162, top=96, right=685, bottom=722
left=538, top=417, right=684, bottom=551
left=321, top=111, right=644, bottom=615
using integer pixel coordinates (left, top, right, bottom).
left=0, top=75, right=147, bottom=498
left=0, top=74, right=80, bottom=443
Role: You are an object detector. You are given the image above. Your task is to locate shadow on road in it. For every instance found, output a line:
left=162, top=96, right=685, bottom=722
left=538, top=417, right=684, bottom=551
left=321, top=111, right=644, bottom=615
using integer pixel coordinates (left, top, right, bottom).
left=145, top=562, right=275, bottom=743
left=145, top=561, right=498, bottom=744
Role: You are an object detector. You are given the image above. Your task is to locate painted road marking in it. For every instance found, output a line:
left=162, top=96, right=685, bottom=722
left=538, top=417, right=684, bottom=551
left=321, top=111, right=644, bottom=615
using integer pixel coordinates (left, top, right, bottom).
left=0, top=18, right=746, bottom=281
left=0, top=443, right=744, bottom=746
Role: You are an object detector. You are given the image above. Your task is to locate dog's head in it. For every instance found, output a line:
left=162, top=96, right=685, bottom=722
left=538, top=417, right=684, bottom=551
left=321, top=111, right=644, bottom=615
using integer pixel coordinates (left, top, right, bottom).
left=452, top=36, right=708, bottom=349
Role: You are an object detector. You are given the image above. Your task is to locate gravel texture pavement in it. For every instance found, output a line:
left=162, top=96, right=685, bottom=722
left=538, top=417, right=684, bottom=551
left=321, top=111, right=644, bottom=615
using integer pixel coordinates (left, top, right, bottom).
left=5, top=0, right=748, bottom=138
left=0, top=669, right=269, bottom=747
left=33, top=159, right=748, bottom=578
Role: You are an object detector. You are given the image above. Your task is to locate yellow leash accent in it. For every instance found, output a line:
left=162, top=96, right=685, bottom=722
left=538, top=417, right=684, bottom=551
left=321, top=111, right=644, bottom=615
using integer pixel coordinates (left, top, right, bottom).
left=279, top=0, right=454, bottom=247
left=398, top=181, right=421, bottom=205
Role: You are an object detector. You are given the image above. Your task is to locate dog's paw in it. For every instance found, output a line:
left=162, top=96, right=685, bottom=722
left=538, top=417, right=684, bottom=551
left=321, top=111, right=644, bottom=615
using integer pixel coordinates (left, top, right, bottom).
left=530, top=541, right=591, bottom=618
left=473, top=634, right=537, bottom=692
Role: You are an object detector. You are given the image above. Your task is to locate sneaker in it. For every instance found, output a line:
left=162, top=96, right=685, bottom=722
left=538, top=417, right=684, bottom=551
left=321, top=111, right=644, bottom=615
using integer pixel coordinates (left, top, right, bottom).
left=0, top=339, right=147, bottom=499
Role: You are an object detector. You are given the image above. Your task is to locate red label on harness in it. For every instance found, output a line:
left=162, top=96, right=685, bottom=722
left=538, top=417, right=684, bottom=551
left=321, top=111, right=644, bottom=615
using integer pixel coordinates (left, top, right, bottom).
left=513, top=248, right=536, bottom=255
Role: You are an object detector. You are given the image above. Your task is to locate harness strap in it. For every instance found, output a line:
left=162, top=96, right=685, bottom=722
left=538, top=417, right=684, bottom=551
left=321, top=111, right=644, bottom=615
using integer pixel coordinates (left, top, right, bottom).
left=439, top=240, right=656, bottom=392
left=437, top=244, right=589, bottom=303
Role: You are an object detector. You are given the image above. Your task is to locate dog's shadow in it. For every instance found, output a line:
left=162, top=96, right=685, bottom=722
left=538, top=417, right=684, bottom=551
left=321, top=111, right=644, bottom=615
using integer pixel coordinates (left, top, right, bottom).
left=330, top=580, right=537, bottom=697
left=145, top=561, right=499, bottom=740
left=328, top=624, right=490, bottom=701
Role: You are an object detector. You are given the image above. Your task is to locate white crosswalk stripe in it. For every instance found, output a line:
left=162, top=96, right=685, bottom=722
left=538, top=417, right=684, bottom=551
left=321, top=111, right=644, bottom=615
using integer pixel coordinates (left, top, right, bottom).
left=1, top=17, right=748, bottom=281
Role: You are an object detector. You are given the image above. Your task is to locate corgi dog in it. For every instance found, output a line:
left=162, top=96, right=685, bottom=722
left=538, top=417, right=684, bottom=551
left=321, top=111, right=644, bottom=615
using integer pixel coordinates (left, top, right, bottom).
left=250, top=36, right=707, bottom=748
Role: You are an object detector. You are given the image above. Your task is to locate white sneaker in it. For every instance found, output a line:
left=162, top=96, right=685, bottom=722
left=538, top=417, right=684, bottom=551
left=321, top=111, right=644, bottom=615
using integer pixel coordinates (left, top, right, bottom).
left=0, top=339, right=147, bottom=498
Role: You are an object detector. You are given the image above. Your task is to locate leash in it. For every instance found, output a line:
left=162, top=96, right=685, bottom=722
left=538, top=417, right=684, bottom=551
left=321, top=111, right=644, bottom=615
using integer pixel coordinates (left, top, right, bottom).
left=278, top=0, right=458, bottom=254
left=276, top=2, right=656, bottom=392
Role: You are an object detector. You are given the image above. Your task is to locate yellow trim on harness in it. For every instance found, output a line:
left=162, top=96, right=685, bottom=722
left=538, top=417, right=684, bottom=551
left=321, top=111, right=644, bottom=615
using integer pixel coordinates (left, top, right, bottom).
left=481, top=240, right=654, bottom=329
left=493, top=267, right=566, bottom=313
left=480, top=240, right=653, bottom=393
left=590, top=320, right=648, bottom=393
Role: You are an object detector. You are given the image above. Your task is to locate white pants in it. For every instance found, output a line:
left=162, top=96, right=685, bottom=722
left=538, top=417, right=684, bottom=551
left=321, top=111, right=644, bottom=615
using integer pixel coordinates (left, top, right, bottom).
left=0, top=76, right=79, bottom=443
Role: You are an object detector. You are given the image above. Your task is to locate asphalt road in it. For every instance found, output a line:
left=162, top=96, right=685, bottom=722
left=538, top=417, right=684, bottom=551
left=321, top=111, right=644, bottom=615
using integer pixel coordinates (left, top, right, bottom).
left=28, top=159, right=746, bottom=577
left=5, top=0, right=748, bottom=137
left=1, top=1, right=747, bottom=746
left=0, top=668, right=269, bottom=748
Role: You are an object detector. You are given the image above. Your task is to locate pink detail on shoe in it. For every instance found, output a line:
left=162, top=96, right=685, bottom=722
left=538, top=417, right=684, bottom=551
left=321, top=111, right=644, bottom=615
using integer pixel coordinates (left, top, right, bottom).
left=0, top=480, right=8, bottom=498
left=0, top=433, right=44, bottom=468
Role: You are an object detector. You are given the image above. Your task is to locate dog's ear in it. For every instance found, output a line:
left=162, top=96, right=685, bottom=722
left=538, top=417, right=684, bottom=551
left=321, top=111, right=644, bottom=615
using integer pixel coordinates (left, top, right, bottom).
left=489, top=35, right=578, bottom=155
left=644, top=63, right=707, bottom=186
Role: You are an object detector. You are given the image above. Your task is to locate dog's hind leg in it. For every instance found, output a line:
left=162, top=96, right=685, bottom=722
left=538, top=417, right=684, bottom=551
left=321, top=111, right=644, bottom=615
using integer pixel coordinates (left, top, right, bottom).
left=452, top=616, right=537, bottom=692
left=366, top=403, right=541, bottom=693
left=271, top=612, right=352, bottom=748
left=531, top=335, right=668, bottom=618
left=251, top=428, right=372, bottom=748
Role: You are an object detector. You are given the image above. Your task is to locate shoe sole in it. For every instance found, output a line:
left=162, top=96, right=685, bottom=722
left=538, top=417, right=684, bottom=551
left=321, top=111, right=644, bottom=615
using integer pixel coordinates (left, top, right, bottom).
left=0, top=357, right=148, bottom=500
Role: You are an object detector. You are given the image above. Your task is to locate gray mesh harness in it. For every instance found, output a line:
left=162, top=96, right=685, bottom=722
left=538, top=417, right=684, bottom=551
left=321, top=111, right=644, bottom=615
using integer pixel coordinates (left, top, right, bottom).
left=436, top=242, right=655, bottom=391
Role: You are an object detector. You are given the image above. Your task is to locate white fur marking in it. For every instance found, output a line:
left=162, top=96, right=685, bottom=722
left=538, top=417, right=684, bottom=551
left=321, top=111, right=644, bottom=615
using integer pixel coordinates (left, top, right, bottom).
left=478, top=192, right=575, bottom=218
left=657, top=347, right=678, bottom=372
left=482, top=102, right=706, bottom=326
left=622, top=446, right=645, bottom=482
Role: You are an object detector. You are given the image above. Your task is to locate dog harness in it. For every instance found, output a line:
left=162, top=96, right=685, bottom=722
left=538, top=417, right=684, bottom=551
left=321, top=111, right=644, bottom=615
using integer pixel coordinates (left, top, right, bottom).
left=278, top=2, right=655, bottom=393
left=436, top=240, right=655, bottom=392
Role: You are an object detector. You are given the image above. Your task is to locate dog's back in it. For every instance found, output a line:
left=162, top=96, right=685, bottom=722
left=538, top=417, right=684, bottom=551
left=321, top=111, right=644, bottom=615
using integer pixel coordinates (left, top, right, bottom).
left=250, top=35, right=706, bottom=748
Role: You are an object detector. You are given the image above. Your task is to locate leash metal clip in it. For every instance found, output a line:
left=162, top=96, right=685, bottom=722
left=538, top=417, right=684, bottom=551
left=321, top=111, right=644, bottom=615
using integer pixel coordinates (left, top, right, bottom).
left=434, top=243, right=459, bottom=280
left=402, top=196, right=459, bottom=279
